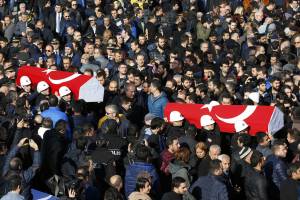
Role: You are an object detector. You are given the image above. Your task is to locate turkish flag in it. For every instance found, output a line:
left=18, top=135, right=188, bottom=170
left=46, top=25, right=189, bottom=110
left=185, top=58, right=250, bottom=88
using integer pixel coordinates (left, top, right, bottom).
left=164, top=102, right=284, bottom=135
left=16, top=66, right=104, bottom=102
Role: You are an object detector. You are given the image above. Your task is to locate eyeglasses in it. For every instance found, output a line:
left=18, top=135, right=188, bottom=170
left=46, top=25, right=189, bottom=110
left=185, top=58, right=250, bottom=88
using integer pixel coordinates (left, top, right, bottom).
left=72, top=4, right=77, bottom=6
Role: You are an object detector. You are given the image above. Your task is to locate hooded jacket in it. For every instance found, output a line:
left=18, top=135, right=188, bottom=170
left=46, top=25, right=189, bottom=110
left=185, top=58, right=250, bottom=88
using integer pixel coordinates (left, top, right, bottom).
left=169, top=160, right=191, bottom=187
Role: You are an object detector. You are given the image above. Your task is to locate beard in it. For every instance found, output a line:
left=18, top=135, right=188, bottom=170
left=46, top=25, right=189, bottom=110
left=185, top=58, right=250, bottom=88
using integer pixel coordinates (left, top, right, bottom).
left=158, top=44, right=166, bottom=50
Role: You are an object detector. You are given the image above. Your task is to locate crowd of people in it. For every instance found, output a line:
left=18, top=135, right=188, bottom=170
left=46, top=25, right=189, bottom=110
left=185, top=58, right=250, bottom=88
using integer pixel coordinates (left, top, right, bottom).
left=0, top=0, right=300, bottom=199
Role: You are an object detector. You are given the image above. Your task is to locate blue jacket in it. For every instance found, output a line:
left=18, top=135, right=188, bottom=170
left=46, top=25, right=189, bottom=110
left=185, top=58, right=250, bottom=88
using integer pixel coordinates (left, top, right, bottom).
left=147, top=92, right=168, bottom=119
left=125, top=161, right=159, bottom=198
left=41, top=107, right=72, bottom=140
left=0, top=192, right=24, bottom=200
left=264, top=154, right=287, bottom=191
left=189, top=174, right=228, bottom=200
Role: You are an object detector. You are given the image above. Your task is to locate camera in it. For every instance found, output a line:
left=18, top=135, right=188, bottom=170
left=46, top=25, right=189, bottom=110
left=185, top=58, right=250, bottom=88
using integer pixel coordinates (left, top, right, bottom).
left=23, top=139, right=29, bottom=146
left=66, top=179, right=81, bottom=192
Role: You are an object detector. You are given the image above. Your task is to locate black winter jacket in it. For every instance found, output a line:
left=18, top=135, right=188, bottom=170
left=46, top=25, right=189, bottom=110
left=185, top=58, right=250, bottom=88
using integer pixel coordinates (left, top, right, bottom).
left=244, top=168, right=268, bottom=200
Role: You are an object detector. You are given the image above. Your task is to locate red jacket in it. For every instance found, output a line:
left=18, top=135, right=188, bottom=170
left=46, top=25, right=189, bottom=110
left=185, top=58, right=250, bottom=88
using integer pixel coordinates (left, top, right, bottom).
left=160, top=149, right=174, bottom=175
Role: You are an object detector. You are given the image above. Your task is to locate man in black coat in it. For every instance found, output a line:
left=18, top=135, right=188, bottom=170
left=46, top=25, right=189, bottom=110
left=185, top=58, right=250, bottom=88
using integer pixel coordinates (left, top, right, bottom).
left=280, top=162, right=300, bottom=200
left=40, top=120, right=68, bottom=181
left=264, top=140, right=288, bottom=200
left=244, top=150, right=268, bottom=200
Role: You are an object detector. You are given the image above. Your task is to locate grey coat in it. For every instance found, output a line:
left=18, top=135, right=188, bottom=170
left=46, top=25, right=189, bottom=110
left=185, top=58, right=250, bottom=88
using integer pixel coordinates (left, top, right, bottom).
left=4, top=23, right=15, bottom=41
left=169, top=160, right=191, bottom=187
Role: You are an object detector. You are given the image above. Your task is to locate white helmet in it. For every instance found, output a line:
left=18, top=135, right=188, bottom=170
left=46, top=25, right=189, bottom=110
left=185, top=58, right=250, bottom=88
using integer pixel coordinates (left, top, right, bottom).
left=59, top=86, right=71, bottom=97
left=234, top=120, right=249, bottom=132
left=169, top=111, right=184, bottom=122
left=200, top=115, right=215, bottom=127
left=37, top=81, right=49, bottom=93
left=20, top=76, right=31, bottom=87
left=249, top=92, right=260, bottom=104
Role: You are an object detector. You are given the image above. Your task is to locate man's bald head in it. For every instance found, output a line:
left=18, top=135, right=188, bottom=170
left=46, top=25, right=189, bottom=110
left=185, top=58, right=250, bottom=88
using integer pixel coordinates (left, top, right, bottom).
left=110, top=175, right=123, bottom=191
left=108, top=80, right=118, bottom=92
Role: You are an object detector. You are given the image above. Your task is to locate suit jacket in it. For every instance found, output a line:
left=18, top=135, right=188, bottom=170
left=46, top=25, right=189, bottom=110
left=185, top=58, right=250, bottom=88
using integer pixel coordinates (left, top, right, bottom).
left=98, top=23, right=121, bottom=36
left=4, top=23, right=15, bottom=41
left=84, top=25, right=101, bottom=38
left=14, top=21, right=26, bottom=36
left=0, top=5, right=9, bottom=20
left=28, top=44, right=42, bottom=62
left=198, top=0, right=221, bottom=12
left=40, top=27, right=53, bottom=43
left=47, top=12, right=63, bottom=34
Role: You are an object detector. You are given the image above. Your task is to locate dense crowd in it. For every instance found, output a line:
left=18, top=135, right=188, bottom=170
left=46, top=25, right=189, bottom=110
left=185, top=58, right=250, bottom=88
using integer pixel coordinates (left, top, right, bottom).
left=0, top=0, right=300, bottom=199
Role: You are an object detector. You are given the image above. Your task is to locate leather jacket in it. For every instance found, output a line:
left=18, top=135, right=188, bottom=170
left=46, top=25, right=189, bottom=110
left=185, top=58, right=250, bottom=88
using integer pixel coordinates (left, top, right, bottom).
left=245, top=168, right=268, bottom=200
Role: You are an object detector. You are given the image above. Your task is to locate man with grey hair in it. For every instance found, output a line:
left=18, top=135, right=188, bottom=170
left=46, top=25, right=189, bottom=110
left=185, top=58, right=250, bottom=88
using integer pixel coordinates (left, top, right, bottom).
left=98, top=104, right=131, bottom=137
left=197, top=145, right=221, bottom=177
left=218, top=154, right=234, bottom=198
left=98, top=104, right=120, bottom=128
left=218, top=154, right=230, bottom=173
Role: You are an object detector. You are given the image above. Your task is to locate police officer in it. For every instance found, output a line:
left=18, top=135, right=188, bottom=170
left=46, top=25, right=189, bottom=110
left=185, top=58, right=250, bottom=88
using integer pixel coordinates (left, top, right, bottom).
left=197, top=115, right=221, bottom=147
left=58, top=85, right=74, bottom=115
left=35, top=81, right=50, bottom=107
left=19, top=76, right=39, bottom=106
left=166, top=111, right=186, bottom=138
left=231, top=120, right=251, bottom=151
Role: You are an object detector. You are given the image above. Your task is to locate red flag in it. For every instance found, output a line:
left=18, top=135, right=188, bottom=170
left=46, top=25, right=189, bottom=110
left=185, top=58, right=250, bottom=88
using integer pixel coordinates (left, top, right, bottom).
left=164, top=102, right=284, bottom=135
left=16, top=66, right=104, bottom=102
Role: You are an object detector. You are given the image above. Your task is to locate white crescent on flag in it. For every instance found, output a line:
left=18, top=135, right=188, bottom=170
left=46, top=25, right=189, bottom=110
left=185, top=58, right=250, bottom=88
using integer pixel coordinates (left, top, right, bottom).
left=42, top=69, right=81, bottom=84
left=215, top=106, right=257, bottom=124
left=48, top=73, right=81, bottom=84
